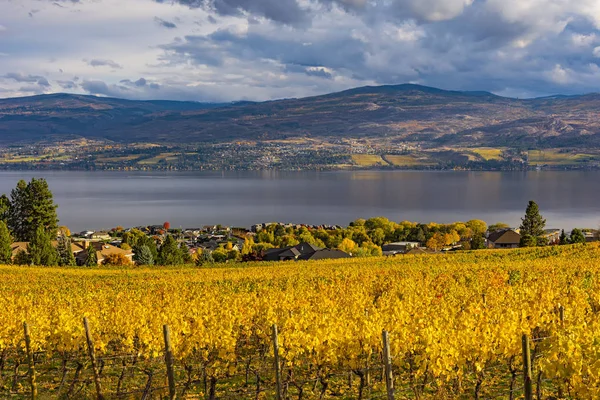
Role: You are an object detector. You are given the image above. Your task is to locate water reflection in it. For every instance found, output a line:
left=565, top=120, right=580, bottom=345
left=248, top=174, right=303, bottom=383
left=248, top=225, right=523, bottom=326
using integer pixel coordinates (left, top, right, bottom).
left=0, top=170, right=596, bottom=231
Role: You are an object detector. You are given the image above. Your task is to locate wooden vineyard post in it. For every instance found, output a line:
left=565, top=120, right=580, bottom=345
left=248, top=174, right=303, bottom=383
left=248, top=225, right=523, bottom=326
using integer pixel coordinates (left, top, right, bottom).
left=522, top=334, right=533, bottom=400
left=559, top=305, right=565, bottom=326
left=23, top=322, right=38, bottom=400
left=272, top=324, right=283, bottom=400
left=83, top=317, right=105, bottom=400
left=163, top=325, right=177, bottom=400
left=382, top=330, right=395, bottom=400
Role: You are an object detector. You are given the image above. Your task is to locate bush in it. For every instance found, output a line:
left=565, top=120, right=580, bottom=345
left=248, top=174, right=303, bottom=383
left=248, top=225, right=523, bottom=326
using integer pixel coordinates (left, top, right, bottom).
left=103, top=253, right=132, bottom=267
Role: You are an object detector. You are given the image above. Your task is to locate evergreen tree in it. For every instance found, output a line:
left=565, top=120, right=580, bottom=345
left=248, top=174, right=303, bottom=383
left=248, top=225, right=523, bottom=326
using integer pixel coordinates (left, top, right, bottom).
left=519, top=201, right=546, bottom=247
left=133, top=245, right=154, bottom=266
left=0, top=220, right=12, bottom=264
left=179, top=242, right=192, bottom=264
left=559, top=229, right=569, bottom=245
left=13, top=250, right=29, bottom=265
left=570, top=228, right=586, bottom=244
left=136, top=236, right=158, bottom=262
left=157, top=235, right=183, bottom=265
left=0, top=195, right=10, bottom=224
left=196, top=250, right=213, bottom=266
left=8, top=178, right=58, bottom=242
left=27, top=225, right=58, bottom=266
left=84, top=243, right=98, bottom=267
left=57, top=234, right=76, bottom=266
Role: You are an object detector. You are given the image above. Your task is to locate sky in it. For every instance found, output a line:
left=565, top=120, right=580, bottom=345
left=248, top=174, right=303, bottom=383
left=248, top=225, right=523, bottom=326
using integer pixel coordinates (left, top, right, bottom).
left=2, top=0, right=600, bottom=102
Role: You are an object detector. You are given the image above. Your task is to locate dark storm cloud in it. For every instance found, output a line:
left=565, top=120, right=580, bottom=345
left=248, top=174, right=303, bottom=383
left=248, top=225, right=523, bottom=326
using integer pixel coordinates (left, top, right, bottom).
left=154, top=17, right=177, bottom=29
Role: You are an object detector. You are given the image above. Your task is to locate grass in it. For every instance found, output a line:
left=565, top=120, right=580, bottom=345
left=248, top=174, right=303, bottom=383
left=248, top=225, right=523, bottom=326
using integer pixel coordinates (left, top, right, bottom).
left=528, top=149, right=600, bottom=165
left=351, top=154, right=388, bottom=166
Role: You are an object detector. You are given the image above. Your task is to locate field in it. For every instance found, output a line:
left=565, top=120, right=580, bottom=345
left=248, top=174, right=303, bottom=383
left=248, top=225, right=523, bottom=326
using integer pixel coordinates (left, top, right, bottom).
left=384, top=154, right=433, bottom=167
left=2, top=245, right=600, bottom=398
left=95, top=155, right=142, bottom=163
left=137, top=153, right=179, bottom=165
left=351, top=154, right=387, bottom=166
left=468, top=147, right=504, bottom=161
left=528, top=149, right=599, bottom=165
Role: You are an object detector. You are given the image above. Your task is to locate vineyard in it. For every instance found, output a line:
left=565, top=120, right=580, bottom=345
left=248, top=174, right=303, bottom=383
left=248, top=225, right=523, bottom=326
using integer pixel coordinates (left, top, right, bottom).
left=1, top=244, right=600, bottom=399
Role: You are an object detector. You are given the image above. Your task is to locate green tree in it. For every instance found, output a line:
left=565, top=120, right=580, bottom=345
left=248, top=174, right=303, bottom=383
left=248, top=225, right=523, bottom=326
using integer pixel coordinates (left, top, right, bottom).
left=27, top=225, right=58, bottom=266
left=133, top=245, right=154, bottom=266
left=559, top=229, right=569, bottom=245
left=0, top=195, right=10, bottom=224
left=570, top=228, right=586, bottom=244
left=9, top=179, right=59, bottom=242
left=14, top=250, right=29, bottom=265
left=0, top=220, right=12, bottom=264
left=471, top=235, right=486, bottom=250
left=212, top=248, right=227, bottom=263
left=56, top=234, right=76, bottom=266
left=180, top=242, right=192, bottom=264
left=519, top=201, right=546, bottom=247
left=157, top=235, right=183, bottom=265
left=84, top=243, right=98, bottom=267
left=135, top=236, right=158, bottom=262
left=195, top=250, right=213, bottom=266
left=466, top=220, right=488, bottom=237
left=488, top=222, right=510, bottom=233
left=122, top=229, right=146, bottom=248
left=227, top=249, right=240, bottom=261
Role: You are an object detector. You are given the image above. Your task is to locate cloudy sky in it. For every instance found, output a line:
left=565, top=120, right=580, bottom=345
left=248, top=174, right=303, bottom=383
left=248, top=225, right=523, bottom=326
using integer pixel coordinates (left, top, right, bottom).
left=1, top=0, right=600, bottom=102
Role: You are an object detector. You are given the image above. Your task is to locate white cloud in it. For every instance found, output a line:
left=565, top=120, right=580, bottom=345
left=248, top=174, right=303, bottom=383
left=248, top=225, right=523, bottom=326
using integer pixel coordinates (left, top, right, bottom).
left=1, top=0, right=600, bottom=100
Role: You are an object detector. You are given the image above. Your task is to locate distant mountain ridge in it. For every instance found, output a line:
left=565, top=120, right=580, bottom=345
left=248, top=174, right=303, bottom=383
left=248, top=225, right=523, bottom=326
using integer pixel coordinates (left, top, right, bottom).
left=1, top=84, right=600, bottom=148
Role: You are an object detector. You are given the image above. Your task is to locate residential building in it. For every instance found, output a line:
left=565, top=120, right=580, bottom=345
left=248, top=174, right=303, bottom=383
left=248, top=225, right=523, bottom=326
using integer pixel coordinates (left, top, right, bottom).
left=543, top=229, right=561, bottom=245
left=74, top=241, right=134, bottom=265
left=486, top=229, right=521, bottom=249
left=382, top=242, right=421, bottom=255
left=263, top=242, right=350, bottom=261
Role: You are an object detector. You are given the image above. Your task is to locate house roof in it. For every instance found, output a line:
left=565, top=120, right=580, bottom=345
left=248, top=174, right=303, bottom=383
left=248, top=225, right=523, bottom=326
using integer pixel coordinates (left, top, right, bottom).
left=75, top=242, right=133, bottom=262
left=299, top=249, right=351, bottom=260
left=488, top=229, right=521, bottom=244
left=11, top=241, right=86, bottom=258
left=294, top=242, right=323, bottom=255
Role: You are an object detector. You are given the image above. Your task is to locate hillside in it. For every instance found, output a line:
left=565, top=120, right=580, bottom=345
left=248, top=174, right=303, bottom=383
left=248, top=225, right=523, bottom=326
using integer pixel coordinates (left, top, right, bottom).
left=1, top=84, right=600, bottom=149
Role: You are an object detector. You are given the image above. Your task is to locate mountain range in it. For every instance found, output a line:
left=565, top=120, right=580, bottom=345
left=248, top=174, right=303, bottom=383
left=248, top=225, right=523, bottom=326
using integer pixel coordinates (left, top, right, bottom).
left=1, top=84, right=600, bottom=148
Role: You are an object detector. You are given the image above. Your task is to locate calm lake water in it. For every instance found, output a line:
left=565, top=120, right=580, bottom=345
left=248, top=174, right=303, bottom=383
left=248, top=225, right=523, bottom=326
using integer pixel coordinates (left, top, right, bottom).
left=0, top=170, right=597, bottom=232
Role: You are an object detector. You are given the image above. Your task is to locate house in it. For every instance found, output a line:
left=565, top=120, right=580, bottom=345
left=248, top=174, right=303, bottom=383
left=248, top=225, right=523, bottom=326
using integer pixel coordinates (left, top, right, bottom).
left=382, top=242, right=421, bottom=255
left=486, top=229, right=521, bottom=249
left=90, top=231, right=111, bottom=241
left=298, top=249, right=351, bottom=261
left=543, top=229, right=561, bottom=245
left=584, top=231, right=599, bottom=242
left=11, top=241, right=87, bottom=261
left=263, top=242, right=350, bottom=262
left=74, top=241, right=134, bottom=266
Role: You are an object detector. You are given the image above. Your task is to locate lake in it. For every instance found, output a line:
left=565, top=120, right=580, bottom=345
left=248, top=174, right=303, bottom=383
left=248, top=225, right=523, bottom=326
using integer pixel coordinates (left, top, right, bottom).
left=0, top=170, right=597, bottom=232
